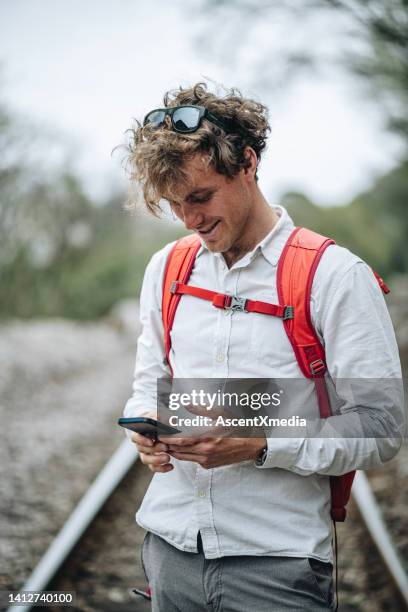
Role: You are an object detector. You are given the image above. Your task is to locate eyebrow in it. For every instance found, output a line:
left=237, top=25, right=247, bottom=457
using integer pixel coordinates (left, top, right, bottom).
left=186, top=187, right=217, bottom=202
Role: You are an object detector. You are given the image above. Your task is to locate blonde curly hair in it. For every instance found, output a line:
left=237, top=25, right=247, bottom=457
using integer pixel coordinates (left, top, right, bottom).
left=123, top=82, right=270, bottom=216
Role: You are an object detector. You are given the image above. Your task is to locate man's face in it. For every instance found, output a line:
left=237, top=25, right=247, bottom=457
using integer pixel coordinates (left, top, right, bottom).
left=167, top=154, right=254, bottom=255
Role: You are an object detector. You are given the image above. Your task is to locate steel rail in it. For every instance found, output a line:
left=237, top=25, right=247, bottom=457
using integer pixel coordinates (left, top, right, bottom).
left=7, top=440, right=139, bottom=612
left=7, top=461, right=407, bottom=611
left=351, top=470, right=408, bottom=607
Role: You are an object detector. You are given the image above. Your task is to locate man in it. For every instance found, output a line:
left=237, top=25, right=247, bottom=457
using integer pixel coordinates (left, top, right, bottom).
left=123, top=82, right=403, bottom=611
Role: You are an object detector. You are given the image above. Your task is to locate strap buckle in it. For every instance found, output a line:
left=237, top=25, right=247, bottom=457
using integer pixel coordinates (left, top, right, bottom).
left=309, top=359, right=326, bottom=375
left=132, top=588, right=152, bottom=601
left=283, top=306, right=294, bottom=320
left=225, top=295, right=248, bottom=312
left=170, top=280, right=179, bottom=294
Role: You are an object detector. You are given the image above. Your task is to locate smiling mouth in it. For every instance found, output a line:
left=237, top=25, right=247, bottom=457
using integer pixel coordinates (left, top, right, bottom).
left=197, top=220, right=220, bottom=236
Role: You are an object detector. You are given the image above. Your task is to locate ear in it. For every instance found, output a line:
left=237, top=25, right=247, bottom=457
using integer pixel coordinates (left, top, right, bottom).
left=242, top=147, right=258, bottom=182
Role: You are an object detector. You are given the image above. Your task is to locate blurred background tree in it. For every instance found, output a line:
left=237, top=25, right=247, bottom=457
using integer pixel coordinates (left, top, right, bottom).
left=198, top=0, right=408, bottom=275
left=199, top=0, right=408, bottom=139
left=0, top=98, right=181, bottom=319
left=1, top=0, right=407, bottom=320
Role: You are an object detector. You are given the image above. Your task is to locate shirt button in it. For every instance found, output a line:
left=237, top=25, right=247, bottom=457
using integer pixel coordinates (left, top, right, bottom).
left=198, top=490, right=206, bottom=498
left=216, top=353, right=225, bottom=362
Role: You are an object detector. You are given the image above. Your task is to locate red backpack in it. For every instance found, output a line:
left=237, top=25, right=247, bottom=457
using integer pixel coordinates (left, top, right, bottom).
left=161, top=227, right=390, bottom=521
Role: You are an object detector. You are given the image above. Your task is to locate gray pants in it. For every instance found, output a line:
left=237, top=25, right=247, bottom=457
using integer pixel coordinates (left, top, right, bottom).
left=141, top=531, right=334, bottom=611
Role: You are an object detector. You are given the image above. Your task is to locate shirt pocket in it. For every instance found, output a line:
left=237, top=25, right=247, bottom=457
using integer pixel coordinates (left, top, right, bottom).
left=169, top=296, right=217, bottom=371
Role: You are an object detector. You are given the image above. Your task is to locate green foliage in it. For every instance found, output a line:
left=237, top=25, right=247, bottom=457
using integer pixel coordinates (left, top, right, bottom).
left=1, top=84, right=406, bottom=320
left=0, top=185, right=184, bottom=320
left=49, top=206, right=183, bottom=320
left=283, top=159, right=408, bottom=277
left=0, top=84, right=189, bottom=319
left=199, top=0, right=408, bottom=142
left=1, top=148, right=407, bottom=320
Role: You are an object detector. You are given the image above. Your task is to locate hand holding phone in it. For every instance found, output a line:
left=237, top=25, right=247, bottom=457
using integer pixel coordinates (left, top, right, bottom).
left=118, top=417, right=180, bottom=474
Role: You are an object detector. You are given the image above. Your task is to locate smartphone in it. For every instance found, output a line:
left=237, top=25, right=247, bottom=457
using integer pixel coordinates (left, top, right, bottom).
left=118, top=417, right=181, bottom=439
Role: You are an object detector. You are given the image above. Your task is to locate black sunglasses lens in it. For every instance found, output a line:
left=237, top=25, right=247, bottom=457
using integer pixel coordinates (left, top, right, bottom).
left=144, top=110, right=166, bottom=126
left=172, top=107, right=201, bottom=132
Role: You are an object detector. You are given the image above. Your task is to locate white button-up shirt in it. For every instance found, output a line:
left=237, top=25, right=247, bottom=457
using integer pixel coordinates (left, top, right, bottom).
left=124, top=206, right=403, bottom=562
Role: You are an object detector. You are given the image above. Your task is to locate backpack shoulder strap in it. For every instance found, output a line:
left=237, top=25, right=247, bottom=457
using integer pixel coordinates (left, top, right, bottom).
left=278, top=227, right=357, bottom=522
left=277, top=226, right=390, bottom=380
left=162, top=234, right=201, bottom=370
left=277, top=226, right=335, bottom=381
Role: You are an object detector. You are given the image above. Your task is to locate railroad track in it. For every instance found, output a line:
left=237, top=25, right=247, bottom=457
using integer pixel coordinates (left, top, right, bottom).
left=6, top=441, right=408, bottom=612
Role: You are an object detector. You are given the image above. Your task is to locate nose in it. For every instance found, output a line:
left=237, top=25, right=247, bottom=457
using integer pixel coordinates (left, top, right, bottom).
left=181, top=205, right=204, bottom=231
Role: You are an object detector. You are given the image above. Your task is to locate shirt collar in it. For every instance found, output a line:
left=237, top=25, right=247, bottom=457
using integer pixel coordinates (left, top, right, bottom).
left=196, top=205, right=295, bottom=267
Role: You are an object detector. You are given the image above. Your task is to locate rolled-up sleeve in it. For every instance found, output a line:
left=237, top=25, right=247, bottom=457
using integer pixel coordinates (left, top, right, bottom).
left=257, top=257, right=405, bottom=474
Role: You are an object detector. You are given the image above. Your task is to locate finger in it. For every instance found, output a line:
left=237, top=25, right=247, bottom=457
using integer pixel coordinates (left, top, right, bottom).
left=149, top=462, right=174, bottom=473
left=140, top=452, right=171, bottom=466
left=130, top=432, right=154, bottom=446
left=137, top=442, right=169, bottom=455
left=140, top=454, right=174, bottom=473
left=159, top=435, right=199, bottom=446
left=167, top=443, right=206, bottom=454
left=130, top=432, right=168, bottom=452
left=169, top=451, right=207, bottom=463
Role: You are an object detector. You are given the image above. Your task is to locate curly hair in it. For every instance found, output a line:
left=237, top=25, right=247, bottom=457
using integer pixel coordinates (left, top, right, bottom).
left=123, top=82, right=270, bottom=216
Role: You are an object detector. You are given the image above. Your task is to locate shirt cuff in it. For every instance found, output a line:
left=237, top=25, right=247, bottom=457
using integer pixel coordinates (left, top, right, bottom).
left=254, top=437, right=304, bottom=469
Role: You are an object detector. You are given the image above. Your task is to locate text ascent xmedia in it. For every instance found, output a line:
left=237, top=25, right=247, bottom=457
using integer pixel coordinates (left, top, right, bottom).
left=168, top=415, right=307, bottom=428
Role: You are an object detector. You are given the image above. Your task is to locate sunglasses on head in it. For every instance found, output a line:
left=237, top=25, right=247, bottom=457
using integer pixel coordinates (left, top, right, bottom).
left=143, top=105, right=231, bottom=134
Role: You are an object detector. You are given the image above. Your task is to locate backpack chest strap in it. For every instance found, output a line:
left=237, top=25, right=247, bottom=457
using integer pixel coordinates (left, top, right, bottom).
left=170, top=280, right=294, bottom=319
